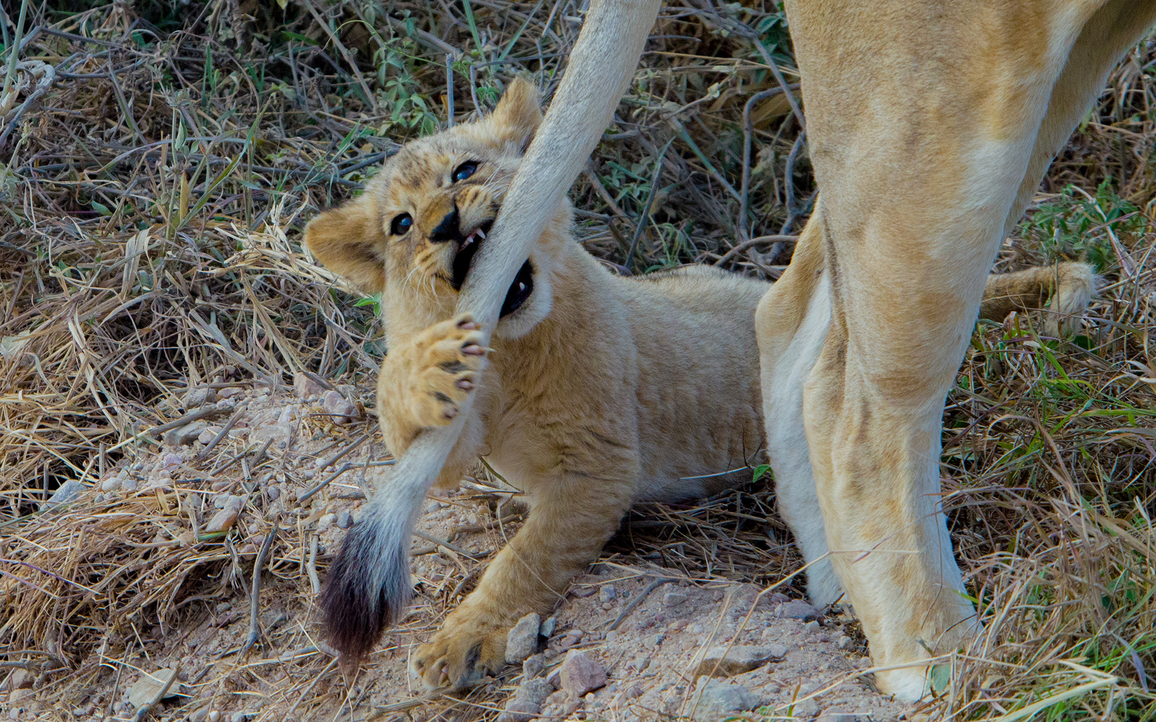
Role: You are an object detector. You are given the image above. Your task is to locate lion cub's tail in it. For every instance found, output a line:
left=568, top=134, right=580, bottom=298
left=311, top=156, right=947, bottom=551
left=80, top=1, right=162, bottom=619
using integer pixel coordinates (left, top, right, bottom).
left=979, top=262, right=1097, bottom=335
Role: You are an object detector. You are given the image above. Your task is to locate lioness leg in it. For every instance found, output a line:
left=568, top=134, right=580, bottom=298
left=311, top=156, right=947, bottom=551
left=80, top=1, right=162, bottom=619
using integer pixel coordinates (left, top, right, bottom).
left=764, top=0, right=1156, bottom=700
left=412, top=477, right=633, bottom=689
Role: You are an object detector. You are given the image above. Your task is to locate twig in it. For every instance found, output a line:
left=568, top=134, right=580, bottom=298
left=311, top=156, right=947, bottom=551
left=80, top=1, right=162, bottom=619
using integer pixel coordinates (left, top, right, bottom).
left=740, top=87, right=791, bottom=242
left=446, top=53, right=455, bottom=126
left=195, top=404, right=247, bottom=464
left=626, top=139, right=674, bottom=271
left=147, top=406, right=227, bottom=437
left=606, top=577, right=677, bottom=631
left=241, top=526, right=280, bottom=657
left=716, top=234, right=797, bottom=267
left=781, top=130, right=808, bottom=235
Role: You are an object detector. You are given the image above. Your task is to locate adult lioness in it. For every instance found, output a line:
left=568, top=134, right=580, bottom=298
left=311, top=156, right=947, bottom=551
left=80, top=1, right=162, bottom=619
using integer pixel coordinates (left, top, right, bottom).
left=305, top=79, right=1095, bottom=690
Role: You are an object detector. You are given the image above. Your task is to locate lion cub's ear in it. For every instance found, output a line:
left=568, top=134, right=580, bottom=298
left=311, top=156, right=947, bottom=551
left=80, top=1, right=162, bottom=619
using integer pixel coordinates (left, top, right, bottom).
left=489, top=78, right=543, bottom=151
left=304, top=193, right=387, bottom=295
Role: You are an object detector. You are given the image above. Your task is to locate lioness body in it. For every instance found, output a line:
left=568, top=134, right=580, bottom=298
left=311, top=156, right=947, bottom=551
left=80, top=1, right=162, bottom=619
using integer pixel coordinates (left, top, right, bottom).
left=306, top=80, right=1096, bottom=690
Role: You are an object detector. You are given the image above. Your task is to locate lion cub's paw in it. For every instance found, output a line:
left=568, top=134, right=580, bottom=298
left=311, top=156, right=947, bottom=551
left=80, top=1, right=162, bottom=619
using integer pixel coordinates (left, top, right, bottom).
left=411, top=615, right=507, bottom=690
left=404, top=314, right=487, bottom=428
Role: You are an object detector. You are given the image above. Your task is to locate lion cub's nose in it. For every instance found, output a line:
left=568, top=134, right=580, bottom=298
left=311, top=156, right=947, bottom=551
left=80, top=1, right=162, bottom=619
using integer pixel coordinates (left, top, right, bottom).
left=430, top=207, right=460, bottom=244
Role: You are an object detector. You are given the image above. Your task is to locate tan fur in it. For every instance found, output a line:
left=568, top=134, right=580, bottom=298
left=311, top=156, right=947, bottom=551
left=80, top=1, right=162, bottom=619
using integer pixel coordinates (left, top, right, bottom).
left=306, top=80, right=1097, bottom=691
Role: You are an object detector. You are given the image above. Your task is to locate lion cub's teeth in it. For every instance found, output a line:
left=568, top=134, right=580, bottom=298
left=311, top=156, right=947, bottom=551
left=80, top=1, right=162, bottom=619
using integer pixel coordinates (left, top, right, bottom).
left=477, top=228, right=487, bottom=239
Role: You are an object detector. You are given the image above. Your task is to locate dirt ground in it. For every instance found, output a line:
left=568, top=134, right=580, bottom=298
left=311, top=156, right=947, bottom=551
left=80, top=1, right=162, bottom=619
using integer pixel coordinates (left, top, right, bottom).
left=0, top=382, right=913, bottom=721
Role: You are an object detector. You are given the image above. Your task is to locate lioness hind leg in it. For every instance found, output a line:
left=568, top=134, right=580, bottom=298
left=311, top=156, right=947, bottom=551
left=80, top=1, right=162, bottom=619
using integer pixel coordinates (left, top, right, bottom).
left=412, top=477, right=633, bottom=689
left=777, top=0, right=1156, bottom=701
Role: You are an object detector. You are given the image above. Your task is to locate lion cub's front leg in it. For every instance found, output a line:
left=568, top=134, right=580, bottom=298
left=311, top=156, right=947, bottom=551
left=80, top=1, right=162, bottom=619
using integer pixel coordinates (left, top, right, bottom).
left=413, top=483, right=633, bottom=690
left=377, top=314, right=486, bottom=448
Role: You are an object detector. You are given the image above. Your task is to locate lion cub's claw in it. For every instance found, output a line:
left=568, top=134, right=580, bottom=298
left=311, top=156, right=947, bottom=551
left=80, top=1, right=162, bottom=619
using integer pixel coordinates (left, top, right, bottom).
left=411, top=619, right=507, bottom=690
left=406, top=314, right=487, bottom=429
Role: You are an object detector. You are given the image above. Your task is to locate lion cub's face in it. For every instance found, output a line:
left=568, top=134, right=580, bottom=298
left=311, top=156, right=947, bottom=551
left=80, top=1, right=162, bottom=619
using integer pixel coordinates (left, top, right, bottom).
left=304, top=79, right=564, bottom=338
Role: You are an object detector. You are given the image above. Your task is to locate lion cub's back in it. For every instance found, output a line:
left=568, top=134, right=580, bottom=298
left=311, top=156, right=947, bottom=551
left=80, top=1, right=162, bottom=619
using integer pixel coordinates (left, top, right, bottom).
left=619, top=265, right=770, bottom=500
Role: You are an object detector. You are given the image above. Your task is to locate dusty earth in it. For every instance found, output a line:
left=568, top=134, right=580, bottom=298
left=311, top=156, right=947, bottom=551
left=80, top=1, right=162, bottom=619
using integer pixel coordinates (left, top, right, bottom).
left=1, top=379, right=913, bottom=721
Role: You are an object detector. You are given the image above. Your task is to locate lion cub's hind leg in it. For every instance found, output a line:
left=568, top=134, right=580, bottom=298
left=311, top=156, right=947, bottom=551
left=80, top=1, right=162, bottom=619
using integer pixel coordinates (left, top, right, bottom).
left=979, top=262, right=1096, bottom=335
left=380, top=314, right=487, bottom=443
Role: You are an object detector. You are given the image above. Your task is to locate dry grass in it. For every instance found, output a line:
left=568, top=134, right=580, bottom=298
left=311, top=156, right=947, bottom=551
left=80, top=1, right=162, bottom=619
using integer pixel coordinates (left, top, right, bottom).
left=0, top=1, right=1154, bottom=720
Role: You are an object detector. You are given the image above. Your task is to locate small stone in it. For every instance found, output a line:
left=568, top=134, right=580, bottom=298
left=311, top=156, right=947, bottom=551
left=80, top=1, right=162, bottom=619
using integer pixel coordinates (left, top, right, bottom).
left=505, top=613, right=541, bottom=663
left=101, top=477, right=121, bottom=492
left=599, top=585, right=617, bottom=603
left=805, top=620, right=821, bottom=634
left=6, top=669, right=32, bottom=690
left=694, top=645, right=785, bottom=678
left=122, top=477, right=138, bottom=492
left=778, top=600, right=821, bottom=620
left=230, top=713, right=246, bottom=722
left=321, top=390, right=357, bottom=423
left=266, top=486, right=281, bottom=502
left=207, top=711, right=221, bottom=722
left=213, top=494, right=241, bottom=510
left=204, top=507, right=240, bottom=534
left=45, top=479, right=84, bottom=508
left=165, top=420, right=209, bottom=446
left=317, top=513, right=335, bottom=533
left=523, top=654, right=546, bottom=679
left=496, top=678, right=553, bottom=722
left=218, top=387, right=241, bottom=399
left=183, top=388, right=217, bottom=409
left=9, top=687, right=33, bottom=703
left=559, top=649, right=606, bottom=697
left=197, top=427, right=219, bottom=445
left=127, top=668, right=181, bottom=709
left=336, top=511, right=353, bottom=529
left=162, top=453, right=182, bottom=468
left=248, top=423, right=291, bottom=448
left=793, top=698, right=820, bottom=719
left=540, top=617, right=557, bottom=638
left=837, top=634, right=852, bottom=649
left=689, top=677, right=760, bottom=722
left=293, top=373, right=326, bottom=399
left=425, top=501, right=441, bottom=513
left=663, top=591, right=688, bottom=607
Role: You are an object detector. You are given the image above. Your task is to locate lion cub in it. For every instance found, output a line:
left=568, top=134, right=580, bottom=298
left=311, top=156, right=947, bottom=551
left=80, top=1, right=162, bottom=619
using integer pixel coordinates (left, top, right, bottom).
left=304, top=80, right=1095, bottom=690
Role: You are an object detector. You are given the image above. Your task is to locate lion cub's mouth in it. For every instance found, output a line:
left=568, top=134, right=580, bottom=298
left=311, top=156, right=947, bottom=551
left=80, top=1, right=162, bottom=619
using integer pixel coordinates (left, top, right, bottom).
left=449, top=219, right=535, bottom=318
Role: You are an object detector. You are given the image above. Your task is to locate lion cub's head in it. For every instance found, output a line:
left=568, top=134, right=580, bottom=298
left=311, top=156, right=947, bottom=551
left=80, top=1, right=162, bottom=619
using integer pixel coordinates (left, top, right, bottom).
left=304, top=79, right=568, bottom=338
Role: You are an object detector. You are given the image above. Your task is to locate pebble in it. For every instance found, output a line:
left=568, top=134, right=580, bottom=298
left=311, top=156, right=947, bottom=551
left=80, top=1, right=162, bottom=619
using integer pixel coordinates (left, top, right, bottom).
left=127, top=668, right=181, bottom=709
left=121, top=477, right=138, bottom=492
left=204, top=507, right=240, bottom=534
left=496, top=678, right=553, bottom=722
left=162, top=453, right=183, bottom=468
left=694, top=645, right=785, bottom=678
left=336, top=510, right=353, bottom=529
left=317, top=513, right=336, bottom=533
left=165, top=420, right=209, bottom=446
left=45, top=479, right=84, bottom=509
left=505, top=613, right=541, bottom=663
left=101, top=477, right=121, bottom=492
left=230, top=713, right=246, bottom=722
left=540, top=616, right=556, bottom=638
left=196, top=427, right=217, bottom=445
left=663, top=591, right=688, bottom=607
left=689, top=677, right=760, bottom=722
left=778, top=600, right=821, bottom=620
left=523, top=653, right=546, bottom=680
left=805, top=620, right=821, bottom=634
left=266, top=486, right=281, bottom=502
left=5, top=669, right=32, bottom=690
left=793, top=698, right=820, bottom=719
left=183, top=387, right=217, bottom=409
left=321, top=390, right=357, bottom=423
left=559, top=649, right=606, bottom=697
left=293, top=372, right=326, bottom=399
left=217, top=387, right=241, bottom=399
left=599, top=584, right=617, bottom=603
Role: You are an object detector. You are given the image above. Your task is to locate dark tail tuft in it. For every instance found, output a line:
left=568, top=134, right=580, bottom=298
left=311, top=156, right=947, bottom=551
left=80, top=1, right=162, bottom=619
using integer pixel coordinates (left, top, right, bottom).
left=320, top=509, right=413, bottom=662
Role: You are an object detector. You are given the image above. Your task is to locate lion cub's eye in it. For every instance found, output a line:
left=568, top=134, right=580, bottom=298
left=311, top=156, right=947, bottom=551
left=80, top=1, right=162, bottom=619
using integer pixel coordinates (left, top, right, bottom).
left=452, top=162, right=478, bottom=182
left=390, top=213, right=413, bottom=236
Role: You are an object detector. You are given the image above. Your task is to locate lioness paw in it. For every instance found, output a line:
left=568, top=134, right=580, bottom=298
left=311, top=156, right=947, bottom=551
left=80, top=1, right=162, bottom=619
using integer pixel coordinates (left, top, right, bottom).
left=411, top=616, right=507, bottom=690
left=406, top=314, right=486, bottom=428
